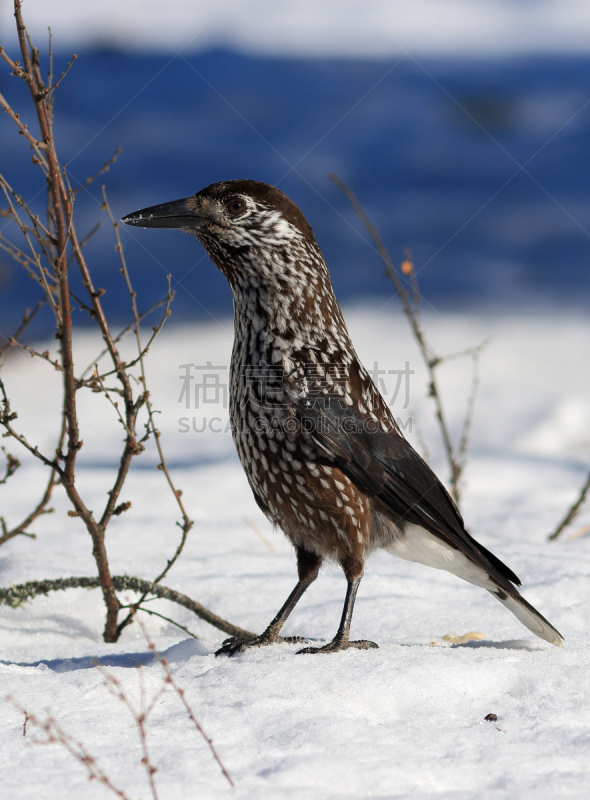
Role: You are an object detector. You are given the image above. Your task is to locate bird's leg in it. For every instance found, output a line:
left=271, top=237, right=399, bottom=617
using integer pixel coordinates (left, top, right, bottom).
left=215, top=547, right=321, bottom=656
left=297, top=556, right=378, bottom=654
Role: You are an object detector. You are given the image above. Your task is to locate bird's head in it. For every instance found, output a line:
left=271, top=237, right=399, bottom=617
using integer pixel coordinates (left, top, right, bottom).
left=122, top=179, right=340, bottom=332
left=121, top=179, right=322, bottom=282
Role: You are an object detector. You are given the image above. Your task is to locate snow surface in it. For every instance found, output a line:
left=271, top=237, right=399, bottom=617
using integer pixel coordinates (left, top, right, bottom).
left=3, top=0, right=590, bottom=56
left=0, top=306, right=589, bottom=799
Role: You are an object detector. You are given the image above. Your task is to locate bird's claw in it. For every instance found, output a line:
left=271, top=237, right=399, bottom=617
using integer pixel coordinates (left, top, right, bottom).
left=297, top=638, right=379, bottom=654
left=215, top=633, right=310, bottom=656
left=215, top=636, right=252, bottom=656
left=276, top=635, right=309, bottom=644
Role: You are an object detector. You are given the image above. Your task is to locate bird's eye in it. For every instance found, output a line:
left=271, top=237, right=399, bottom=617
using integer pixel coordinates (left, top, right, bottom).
left=227, top=198, right=246, bottom=216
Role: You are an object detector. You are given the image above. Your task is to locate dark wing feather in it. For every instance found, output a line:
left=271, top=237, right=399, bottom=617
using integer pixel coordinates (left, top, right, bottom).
left=299, top=403, right=521, bottom=589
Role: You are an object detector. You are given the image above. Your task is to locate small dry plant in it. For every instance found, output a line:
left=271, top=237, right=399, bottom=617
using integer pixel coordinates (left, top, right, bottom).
left=548, top=469, right=590, bottom=541
left=330, top=174, right=488, bottom=507
left=330, top=175, right=590, bottom=537
left=9, top=621, right=234, bottom=798
left=0, top=1, right=253, bottom=643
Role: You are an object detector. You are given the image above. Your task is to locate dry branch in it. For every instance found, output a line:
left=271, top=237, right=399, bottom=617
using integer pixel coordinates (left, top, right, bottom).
left=0, top=1, right=241, bottom=645
left=548, top=468, right=590, bottom=541
left=0, top=575, right=256, bottom=640
left=9, top=701, right=133, bottom=800
left=74, top=148, right=121, bottom=195
left=140, top=619, right=234, bottom=787
left=0, top=300, right=46, bottom=358
left=0, top=410, right=64, bottom=546
left=330, top=173, right=488, bottom=507
left=8, top=624, right=233, bottom=798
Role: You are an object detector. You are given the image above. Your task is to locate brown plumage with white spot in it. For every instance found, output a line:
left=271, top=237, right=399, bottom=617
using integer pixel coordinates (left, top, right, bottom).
left=122, top=180, right=563, bottom=653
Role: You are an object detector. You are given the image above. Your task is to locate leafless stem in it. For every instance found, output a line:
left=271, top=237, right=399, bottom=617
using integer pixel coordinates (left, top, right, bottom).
left=456, top=344, right=487, bottom=469
left=78, top=297, right=170, bottom=380
left=0, top=410, right=64, bottom=546
left=0, top=234, right=41, bottom=280
left=96, top=665, right=162, bottom=800
left=8, top=622, right=234, bottom=797
left=548, top=468, right=590, bottom=541
left=0, top=446, right=20, bottom=486
left=129, top=605, right=199, bottom=640
left=0, top=1, right=243, bottom=648
left=67, top=221, right=101, bottom=266
left=92, top=363, right=133, bottom=436
left=74, top=148, right=122, bottom=195
left=0, top=87, right=49, bottom=169
left=7, top=700, right=132, bottom=800
left=0, top=376, right=61, bottom=471
left=0, top=178, right=60, bottom=315
left=139, top=619, right=234, bottom=787
left=6, top=339, right=63, bottom=370
left=101, top=190, right=191, bottom=636
left=0, top=575, right=257, bottom=640
left=1, top=3, right=126, bottom=640
left=0, top=300, right=45, bottom=359
left=41, top=52, right=77, bottom=98
left=47, top=27, right=53, bottom=96
left=330, top=173, right=488, bottom=507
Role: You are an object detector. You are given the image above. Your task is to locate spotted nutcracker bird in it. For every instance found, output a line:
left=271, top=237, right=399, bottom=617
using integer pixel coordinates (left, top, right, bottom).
left=122, top=180, right=563, bottom=654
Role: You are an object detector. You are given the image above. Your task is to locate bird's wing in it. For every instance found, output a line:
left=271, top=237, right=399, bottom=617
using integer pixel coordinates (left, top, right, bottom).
left=297, top=402, right=521, bottom=590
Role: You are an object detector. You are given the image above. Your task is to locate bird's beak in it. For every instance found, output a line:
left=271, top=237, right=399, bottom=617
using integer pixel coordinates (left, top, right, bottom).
left=121, top=196, right=203, bottom=230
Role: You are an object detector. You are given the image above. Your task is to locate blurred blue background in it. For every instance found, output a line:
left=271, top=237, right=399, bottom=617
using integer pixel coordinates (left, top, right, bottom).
left=1, top=1, right=590, bottom=338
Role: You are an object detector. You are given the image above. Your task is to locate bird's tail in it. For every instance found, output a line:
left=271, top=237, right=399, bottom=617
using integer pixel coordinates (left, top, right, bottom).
left=489, top=587, right=564, bottom=646
left=387, top=524, right=563, bottom=645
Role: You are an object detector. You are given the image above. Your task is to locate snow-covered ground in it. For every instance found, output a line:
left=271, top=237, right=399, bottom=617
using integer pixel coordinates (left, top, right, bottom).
left=3, top=0, right=590, bottom=55
left=1, top=306, right=589, bottom=799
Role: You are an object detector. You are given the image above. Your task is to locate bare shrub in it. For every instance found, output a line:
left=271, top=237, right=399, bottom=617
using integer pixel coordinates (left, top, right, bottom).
left=8, top=620, right=233, bottom=798
left=0, top=0, right=250, bottom=643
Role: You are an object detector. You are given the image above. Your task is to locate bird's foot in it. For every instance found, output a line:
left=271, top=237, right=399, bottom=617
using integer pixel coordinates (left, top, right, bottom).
left=297, top=638, right=378, bottom=655
left=215, top=632, right=309, bottom=657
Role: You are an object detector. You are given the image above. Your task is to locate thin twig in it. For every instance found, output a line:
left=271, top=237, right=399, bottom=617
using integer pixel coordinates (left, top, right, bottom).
left=0, top=178, right=60, bottom=317
left=40, top=53, right=77, bottom=98
left=78, top=297, right=170, bottom=380
left=67, top=221, right=101, bottom=266
left=47, top=27, right=53, bottom=100
left=95, top=665, right=162, bottom=800
left=101, top=190, right=190, bottom=636
left=127, top=605, right=199, bottom=640
left=0, top=316, right=66, bottom=546
left=74, top=148, right=122, bottom=195
left=548, top=469, right=590, bottom=541
left=0, top=234, right=42, bottom=282
left=434, top=338, right=491, bottom=366
left=243, top=516, right=276, bottom=553
left=0, top=376, right=61, bottom=471
left=0, top=575, right=257, bottom=640
left=92, top=363, right=133, bottom=436
left=330, top=173, right=487, bottom=507
left=139, top=619, right=234, bottom=787
left=7, top=700, right=132, bottom=800
left=0, top=299, right=45, bottom=359
left=0, top=411, right=64, bottom=547
left=456, top=347, right=484, bottom=469
left=0, top=446, right=20, bottom=485
left=0, top=87, right=49, bottom=168
left=567, top=522, right=590, bottom=542
left=6, top=339, right=63, bottom=371
left=9, top=619, right=233, bottom=795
